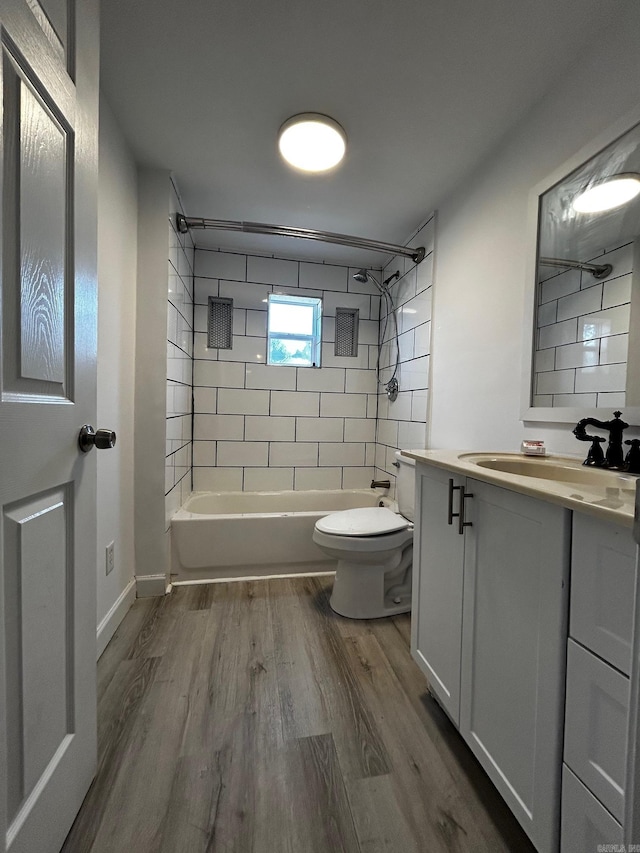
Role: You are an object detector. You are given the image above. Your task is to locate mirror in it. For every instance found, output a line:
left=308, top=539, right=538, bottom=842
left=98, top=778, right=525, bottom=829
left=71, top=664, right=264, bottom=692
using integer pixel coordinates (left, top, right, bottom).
left=523, top=112, right=640, bottom=424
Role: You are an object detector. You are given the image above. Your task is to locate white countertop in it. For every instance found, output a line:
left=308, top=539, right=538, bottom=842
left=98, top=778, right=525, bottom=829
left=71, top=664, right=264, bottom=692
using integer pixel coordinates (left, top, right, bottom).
left=401, top=449, right=638, bottom=529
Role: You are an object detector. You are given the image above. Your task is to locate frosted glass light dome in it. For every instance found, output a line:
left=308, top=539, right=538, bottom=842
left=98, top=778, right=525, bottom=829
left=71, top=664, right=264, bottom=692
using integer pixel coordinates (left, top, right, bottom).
left=278, top=114, right=346, bottom=173
left=573, top=173, right=640, bottom=213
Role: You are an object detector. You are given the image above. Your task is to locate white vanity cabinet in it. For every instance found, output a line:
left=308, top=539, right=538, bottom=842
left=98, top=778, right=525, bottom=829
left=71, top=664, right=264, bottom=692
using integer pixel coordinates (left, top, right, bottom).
left=411, top=463, right=571, bottom=853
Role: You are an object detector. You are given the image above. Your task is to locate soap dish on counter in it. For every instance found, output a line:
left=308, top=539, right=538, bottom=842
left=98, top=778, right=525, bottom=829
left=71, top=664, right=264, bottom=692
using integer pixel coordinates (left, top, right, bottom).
left=521, top=440, right=546, bottom=457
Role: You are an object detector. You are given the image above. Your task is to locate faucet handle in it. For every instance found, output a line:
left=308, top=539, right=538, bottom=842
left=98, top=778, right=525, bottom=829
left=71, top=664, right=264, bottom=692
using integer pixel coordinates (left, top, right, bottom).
left=624, top=439, right=640, bottom=475
left=584, top=436, right=606, bottom=467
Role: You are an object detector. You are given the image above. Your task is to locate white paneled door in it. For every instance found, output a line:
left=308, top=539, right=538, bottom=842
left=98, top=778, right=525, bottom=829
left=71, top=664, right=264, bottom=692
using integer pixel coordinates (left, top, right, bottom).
left=0, top=2, right=99, bottom=852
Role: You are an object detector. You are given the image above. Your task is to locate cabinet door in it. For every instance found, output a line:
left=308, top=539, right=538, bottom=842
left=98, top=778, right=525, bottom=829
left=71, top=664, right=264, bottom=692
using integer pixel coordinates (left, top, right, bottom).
left=460, top=480, right=570, bottom=853
left=570, top=513, right=636, bottom=676
left=411, top=464, right=465, bottom=723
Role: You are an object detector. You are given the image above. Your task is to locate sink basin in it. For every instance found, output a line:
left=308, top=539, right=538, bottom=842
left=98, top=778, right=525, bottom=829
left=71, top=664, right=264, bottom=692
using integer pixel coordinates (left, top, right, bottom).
left=459, top=453, right=637, bottom=490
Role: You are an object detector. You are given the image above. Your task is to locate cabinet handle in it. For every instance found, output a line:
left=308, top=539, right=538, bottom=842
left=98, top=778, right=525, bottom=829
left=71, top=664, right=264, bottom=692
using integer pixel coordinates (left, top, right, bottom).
left=447, top=478, right=461, bottom=525
left=458, top=490, right=474, bottom=535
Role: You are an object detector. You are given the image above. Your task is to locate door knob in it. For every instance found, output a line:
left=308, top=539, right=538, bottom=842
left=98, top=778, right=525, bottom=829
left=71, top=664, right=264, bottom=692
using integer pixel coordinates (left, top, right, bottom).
left=78, top=424, right=117, bottom=453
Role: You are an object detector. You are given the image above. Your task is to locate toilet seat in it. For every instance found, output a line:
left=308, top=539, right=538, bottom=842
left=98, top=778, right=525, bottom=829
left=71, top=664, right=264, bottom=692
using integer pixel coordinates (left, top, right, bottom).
left=315, top=506, right=411, bottom=537
left=313, top=524, right=413, bottom=554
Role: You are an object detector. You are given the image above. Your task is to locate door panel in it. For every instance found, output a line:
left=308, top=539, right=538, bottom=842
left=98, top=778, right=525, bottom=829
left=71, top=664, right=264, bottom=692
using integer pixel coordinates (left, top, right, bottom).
left=4, top=487, right=72, bottom=820
left=19, top=80, right=67, bottom=385
left=2, top=39, right=73, bottom=401
left=0, top=1, right=98, bottom=851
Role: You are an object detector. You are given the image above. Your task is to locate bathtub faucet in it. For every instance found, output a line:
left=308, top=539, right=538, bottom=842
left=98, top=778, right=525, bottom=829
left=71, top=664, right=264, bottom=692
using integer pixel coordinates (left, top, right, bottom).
left=371, top=479, right=391, bottom=489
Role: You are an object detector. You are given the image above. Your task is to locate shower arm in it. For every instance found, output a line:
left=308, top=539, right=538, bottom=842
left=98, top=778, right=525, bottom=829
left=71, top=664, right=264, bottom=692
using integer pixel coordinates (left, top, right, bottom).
left=539, top=256, right=613, bottom=280
left=176, top=214, right=426, bottom=264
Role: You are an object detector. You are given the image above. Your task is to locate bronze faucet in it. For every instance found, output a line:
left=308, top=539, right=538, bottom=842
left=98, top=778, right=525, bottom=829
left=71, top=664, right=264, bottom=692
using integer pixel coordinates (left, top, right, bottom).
left=573, top=411, right=629, bottom=470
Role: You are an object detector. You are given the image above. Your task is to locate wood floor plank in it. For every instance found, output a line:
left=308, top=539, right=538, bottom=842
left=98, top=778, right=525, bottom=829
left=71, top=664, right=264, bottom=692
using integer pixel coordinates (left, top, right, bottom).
left=148, top=581, right=284, bottom=852
left=269, top=577, right=332, bottom=740
left=96, top=598, right=155, bottom=702
left=87, top=610, right=210, bottom=852
left=390, top=612, right=411, bottom=645
left=181, top=580, right=282, bottom=758
left=183, top=581, right=222, bottom=611
left=62, top=655, right=160, bottom=852
left=284, top=734, right=361, bottom=853
left=126, top=593, right=176, bottom=660
left=291, top=576, right=391, bottom=781
left=347, top=775, right=420, bottom=853
left=155, top=732, right=267, bottom=853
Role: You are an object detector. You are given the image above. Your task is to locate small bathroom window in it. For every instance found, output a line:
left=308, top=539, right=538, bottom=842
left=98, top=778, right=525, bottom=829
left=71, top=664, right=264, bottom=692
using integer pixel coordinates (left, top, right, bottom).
left=267, top=294, right=322, bottom=367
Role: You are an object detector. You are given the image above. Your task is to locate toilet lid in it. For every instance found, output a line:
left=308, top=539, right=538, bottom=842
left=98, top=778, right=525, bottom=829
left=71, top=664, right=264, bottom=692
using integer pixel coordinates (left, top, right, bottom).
left=315, top=507, right=410, bottom=537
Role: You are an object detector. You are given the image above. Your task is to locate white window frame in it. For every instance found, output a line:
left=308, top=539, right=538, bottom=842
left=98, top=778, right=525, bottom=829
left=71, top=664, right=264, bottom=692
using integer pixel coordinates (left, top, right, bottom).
left=267, top=294, right=322, bottom=367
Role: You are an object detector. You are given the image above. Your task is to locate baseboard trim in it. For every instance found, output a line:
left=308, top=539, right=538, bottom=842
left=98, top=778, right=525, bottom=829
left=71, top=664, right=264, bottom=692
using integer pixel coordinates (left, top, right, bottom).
left=171, top=570, right=336, bottom=585
left=135, top=573, right=169, bottom=598
left=96, top=578, right=136, bottom=660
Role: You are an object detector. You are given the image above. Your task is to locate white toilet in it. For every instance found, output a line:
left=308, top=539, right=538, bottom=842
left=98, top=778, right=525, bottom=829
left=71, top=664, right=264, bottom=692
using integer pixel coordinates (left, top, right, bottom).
left=312, top=451, right=415, bottom=619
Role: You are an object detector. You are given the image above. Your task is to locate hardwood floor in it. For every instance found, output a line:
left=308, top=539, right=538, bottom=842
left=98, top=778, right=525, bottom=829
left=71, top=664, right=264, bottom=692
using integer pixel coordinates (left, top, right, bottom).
left=63, top=576, right=536, bottom=852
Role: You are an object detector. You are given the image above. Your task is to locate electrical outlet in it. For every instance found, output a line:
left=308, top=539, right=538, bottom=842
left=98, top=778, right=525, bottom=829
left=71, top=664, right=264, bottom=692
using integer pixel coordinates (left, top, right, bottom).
left=105, top=541, right=115, bottom=576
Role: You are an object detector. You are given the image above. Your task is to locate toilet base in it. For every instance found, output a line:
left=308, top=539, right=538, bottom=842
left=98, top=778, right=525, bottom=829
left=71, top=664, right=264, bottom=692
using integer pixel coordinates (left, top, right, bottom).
left=329, top=547, right=412, bottom=619
left=329, top=589, right=411, bottom=620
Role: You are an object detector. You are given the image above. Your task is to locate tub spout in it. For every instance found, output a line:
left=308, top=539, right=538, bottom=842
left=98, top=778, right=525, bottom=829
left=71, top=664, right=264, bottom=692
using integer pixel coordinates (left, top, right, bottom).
left=371, top=479, right=391, bottom=489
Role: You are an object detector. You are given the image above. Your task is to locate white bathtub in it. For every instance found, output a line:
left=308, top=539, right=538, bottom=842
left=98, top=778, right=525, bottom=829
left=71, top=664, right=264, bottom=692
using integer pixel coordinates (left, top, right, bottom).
left=171, top=489, right=385, bottom=581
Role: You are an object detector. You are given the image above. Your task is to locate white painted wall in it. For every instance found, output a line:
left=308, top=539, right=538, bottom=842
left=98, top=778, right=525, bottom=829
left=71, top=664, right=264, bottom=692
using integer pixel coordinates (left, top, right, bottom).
left=96, top=94, right=137, bottom=652
left=430, top=6, right=640, bottom=455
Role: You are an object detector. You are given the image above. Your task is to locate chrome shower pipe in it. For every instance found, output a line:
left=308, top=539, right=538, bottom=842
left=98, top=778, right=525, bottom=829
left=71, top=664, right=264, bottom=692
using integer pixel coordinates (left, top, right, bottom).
left=176, top=214, right=426, bottom=264
left=539, top=256, right=613, bottom=279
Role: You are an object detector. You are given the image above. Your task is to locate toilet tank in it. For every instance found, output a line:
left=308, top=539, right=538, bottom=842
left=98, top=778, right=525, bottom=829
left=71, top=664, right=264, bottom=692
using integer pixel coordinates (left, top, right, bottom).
left=395, top=451, right=416, bottom=521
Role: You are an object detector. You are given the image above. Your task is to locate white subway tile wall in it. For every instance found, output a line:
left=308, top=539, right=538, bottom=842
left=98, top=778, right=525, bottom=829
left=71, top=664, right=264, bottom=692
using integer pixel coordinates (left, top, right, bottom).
left=192, top=247, right=381, bottom=489
left=165, top=180, right=194, bottom=527
left=533, top=242, right=635, bottom=407
left=373, top=216, right=434, bottom=496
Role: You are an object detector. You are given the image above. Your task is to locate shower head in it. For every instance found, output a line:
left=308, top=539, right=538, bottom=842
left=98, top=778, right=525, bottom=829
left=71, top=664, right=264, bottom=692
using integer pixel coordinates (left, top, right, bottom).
left=353, top=268, right=400, bottom=290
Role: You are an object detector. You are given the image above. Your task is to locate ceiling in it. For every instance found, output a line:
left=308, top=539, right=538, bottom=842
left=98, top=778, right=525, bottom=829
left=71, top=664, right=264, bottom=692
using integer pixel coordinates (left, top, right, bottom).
left=100, top=0, right=632, bottom=267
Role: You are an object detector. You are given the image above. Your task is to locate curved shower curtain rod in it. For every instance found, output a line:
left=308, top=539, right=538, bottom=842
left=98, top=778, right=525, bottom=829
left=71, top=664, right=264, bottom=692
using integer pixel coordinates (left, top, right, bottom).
left=539, top=256, right=613, bottom=280
left=176, top=214, right=426, bottom=264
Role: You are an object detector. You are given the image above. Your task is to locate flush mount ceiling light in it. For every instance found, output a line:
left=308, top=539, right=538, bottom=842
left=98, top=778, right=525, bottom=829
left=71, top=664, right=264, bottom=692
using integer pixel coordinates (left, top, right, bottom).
left=573, top=172, right=640, bottom=213
left=278, top=113, right=346, bottom=173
